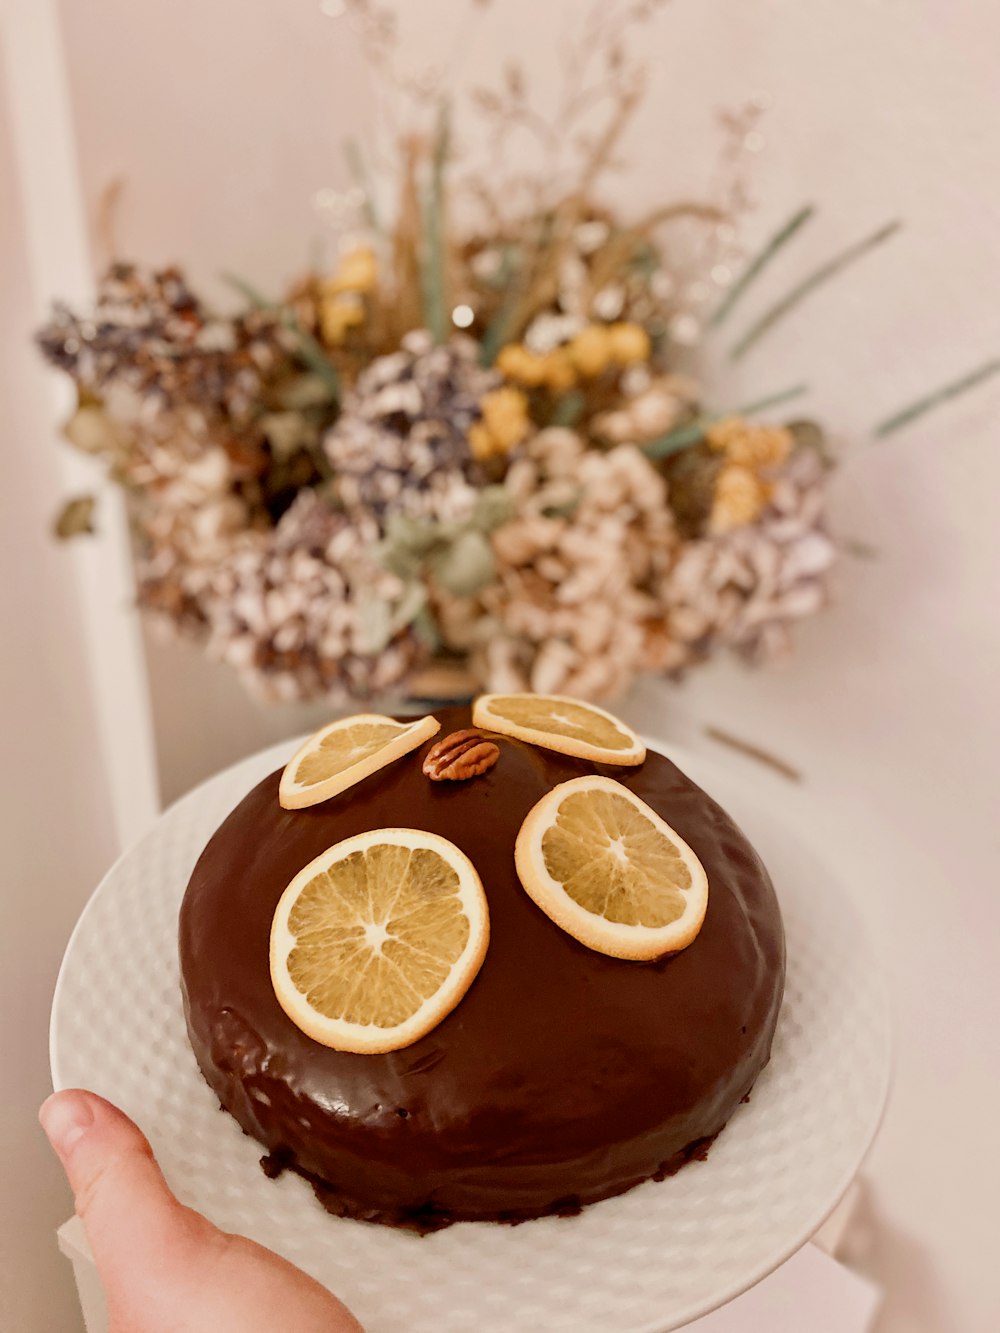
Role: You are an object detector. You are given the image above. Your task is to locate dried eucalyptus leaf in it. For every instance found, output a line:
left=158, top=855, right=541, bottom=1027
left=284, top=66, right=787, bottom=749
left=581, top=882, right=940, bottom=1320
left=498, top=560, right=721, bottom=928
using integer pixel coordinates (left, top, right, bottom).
left=787, top=419, right=833, bottom=463
left=375, top=539, right=421, bottom=581
left=472, top=485, right=514, bottom=532
left=273, top=373, right=337, bottom=411
left=387, top=580, right=428, bottom=635
left=359, top=581, right=427, bottom=654
left=376, top=516, right=437, bottom=580
left=62, top=405, right=121, bottom=458
left=53, top=495, right=96, bottom=540
left=429, top=529, right=495, bottom=597
left=357, top=594, right=393, bottom=655
left=543, top=489, right=582, bottom=519
left=259, top=411, right=314, bottom=459
left=410, top=607, right=442, bottom=653
left=389, top=514, right=443, bottom=556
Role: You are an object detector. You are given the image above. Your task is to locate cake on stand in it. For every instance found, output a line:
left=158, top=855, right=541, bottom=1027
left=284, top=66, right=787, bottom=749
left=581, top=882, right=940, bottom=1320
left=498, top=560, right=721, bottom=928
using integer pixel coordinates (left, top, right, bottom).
left=50, top=723, right=890, bottom=1332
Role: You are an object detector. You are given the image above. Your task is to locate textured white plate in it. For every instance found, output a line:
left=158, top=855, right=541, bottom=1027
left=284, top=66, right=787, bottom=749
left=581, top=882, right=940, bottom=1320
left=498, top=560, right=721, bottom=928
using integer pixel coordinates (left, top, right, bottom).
left=51, top=738, right=891, bottom=1333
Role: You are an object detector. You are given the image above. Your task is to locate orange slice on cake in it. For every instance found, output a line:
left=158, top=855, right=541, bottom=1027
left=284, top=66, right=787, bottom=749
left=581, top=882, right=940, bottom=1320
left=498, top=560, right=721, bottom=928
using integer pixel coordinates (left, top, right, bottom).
left=472, top=693, right=645, bottom=766
left=270, top=829, right=489, bottom=1053
left=279, top=713, right=440, bottom=809
left=515, top=775, right=708, bottom=960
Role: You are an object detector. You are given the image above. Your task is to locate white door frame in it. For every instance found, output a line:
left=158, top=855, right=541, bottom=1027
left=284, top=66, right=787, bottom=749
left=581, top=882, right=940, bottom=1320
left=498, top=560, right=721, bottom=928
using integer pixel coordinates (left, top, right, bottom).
left=1, top=0, right=160, bottom=847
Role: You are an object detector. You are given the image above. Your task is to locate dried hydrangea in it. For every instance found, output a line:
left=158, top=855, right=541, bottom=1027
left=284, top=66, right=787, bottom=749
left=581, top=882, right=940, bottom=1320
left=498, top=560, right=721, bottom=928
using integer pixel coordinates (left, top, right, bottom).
left=145, top=490, right=422, bottom=703
left=323, top=330, right=499, bottom=522
left=444, top=428, right=680, bottom=699
left=37, top=263, right=293, bottom=427
left=593, top=375, right=695, bottom=445
left=658, top=446, right=836, bottom=668
left=37, top=269, right=839, bottom=707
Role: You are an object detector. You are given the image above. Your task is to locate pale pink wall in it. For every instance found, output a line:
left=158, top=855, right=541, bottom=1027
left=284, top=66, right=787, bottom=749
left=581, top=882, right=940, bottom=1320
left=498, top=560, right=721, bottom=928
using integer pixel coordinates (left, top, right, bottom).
left=58, top=0, right=375, bottom=299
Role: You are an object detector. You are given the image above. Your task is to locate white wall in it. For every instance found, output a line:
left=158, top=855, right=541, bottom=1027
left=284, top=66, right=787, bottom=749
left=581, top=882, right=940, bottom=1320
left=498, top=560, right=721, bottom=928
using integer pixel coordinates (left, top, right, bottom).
left=0, top=65, right=117, bottom=1333
left=5, top=1, right=999, bottom=1329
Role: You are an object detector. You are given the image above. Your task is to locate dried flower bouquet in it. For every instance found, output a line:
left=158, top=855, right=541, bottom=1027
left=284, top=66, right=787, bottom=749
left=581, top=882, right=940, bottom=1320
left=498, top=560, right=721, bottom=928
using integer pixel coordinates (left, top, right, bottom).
left=37, top=0, right=851, bottom=704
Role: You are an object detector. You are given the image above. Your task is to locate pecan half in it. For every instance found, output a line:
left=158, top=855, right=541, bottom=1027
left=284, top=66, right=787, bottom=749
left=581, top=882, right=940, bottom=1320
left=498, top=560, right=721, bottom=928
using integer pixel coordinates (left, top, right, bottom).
left=422, top=729, right=500, bottom=781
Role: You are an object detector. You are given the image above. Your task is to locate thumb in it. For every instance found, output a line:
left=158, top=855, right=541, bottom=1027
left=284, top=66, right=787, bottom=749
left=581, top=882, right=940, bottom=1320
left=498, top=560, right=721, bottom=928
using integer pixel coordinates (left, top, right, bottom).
left=39, top=1088, right=210, bottom=1294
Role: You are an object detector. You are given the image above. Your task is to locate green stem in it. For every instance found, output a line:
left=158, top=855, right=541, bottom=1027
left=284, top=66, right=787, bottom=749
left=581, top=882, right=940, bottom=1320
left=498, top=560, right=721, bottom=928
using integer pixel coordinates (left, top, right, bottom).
left=549, top=389, right=585, bottom=428
left=642, top=382, right=809, bottom=460
left=479, top=286, right=521, bottom=367
left=479, top=224, right=551, bottom=366
left=281, top=317, right=341, bottom=401
left=221, top=271, right=274, bottom=310
left=708, top=204, right=815, bottom=329
left=733, top=382, right=812, bottom=417
left=421, top=105, right=451, bottom=344
left=221, top=271, right=340, bottom=401
left=729, top=220, right=902, bottom=362
left=874, top=356, right=1000, bottom=437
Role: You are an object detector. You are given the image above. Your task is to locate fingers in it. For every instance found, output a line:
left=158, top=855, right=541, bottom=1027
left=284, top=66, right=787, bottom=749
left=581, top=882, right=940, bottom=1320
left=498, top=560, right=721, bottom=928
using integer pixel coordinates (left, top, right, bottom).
left=39, top=1088, right=210, bottom=1294
left=41, top=1090, right=366, bottom=1333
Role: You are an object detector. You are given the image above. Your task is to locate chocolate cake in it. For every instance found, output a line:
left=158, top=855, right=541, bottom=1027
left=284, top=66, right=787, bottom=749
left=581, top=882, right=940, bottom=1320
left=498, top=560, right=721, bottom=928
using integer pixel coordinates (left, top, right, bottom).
left=179, top=706, right=784, bottom=1230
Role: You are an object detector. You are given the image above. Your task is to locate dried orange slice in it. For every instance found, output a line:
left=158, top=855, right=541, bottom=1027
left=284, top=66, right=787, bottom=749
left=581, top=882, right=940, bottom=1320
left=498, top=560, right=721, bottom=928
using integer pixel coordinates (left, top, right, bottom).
left=515, top=775, right=708, bottom=959
left=472, top=693, right=645, bottom=766
left=270, top=829, right=489, bottom=1053
left=278, top=713, right=440, bottom=809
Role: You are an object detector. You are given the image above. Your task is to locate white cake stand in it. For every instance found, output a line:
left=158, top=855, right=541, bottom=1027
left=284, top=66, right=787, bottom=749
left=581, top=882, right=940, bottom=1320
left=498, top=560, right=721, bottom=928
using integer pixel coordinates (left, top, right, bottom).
left=51, top=738, right=891, bottom=1333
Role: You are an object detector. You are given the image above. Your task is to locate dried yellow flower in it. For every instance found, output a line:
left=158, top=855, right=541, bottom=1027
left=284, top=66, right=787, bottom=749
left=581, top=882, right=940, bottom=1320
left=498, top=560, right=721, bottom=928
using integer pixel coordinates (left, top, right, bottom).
left=706, top=417, right=747, bottom=452
left=470, top=387, right=532, bottom=460
left=537, top=347, right=576, bottom=392
left=709, top=463, right=770, bottom=534
left=497, top=343, right=526, bottom=376
left=497, top=343, right=547, bottom=388
left=706, top=417, right=793, bottom=468
left=569, top=324, right=614, bottom=377
left=319, top=291, right=365, bottom=345
left=468, top=421, right=497, bottom=462
left=324, top=244, right=378, bottom=296
left=484, top=386, right=531, bottom=446
left=608, top=322, right=651, bottom=364
left=497, top=343, right=578, bottom=392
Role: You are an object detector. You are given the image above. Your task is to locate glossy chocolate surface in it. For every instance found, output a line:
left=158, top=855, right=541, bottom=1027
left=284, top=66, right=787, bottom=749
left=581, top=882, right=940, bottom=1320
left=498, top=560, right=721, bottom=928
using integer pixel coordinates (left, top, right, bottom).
left=179, top=708, right=785, bottom=1228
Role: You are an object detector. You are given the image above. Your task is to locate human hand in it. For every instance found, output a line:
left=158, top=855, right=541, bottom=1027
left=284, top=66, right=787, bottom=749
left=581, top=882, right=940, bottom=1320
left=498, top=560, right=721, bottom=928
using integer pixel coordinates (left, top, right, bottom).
left=40, top=1089, right=363, bottom=1333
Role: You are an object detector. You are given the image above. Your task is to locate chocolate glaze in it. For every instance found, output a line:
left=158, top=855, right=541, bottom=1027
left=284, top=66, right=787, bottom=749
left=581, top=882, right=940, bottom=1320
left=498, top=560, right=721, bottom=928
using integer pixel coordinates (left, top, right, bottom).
left=179, top=707, right=785, bottom=1229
